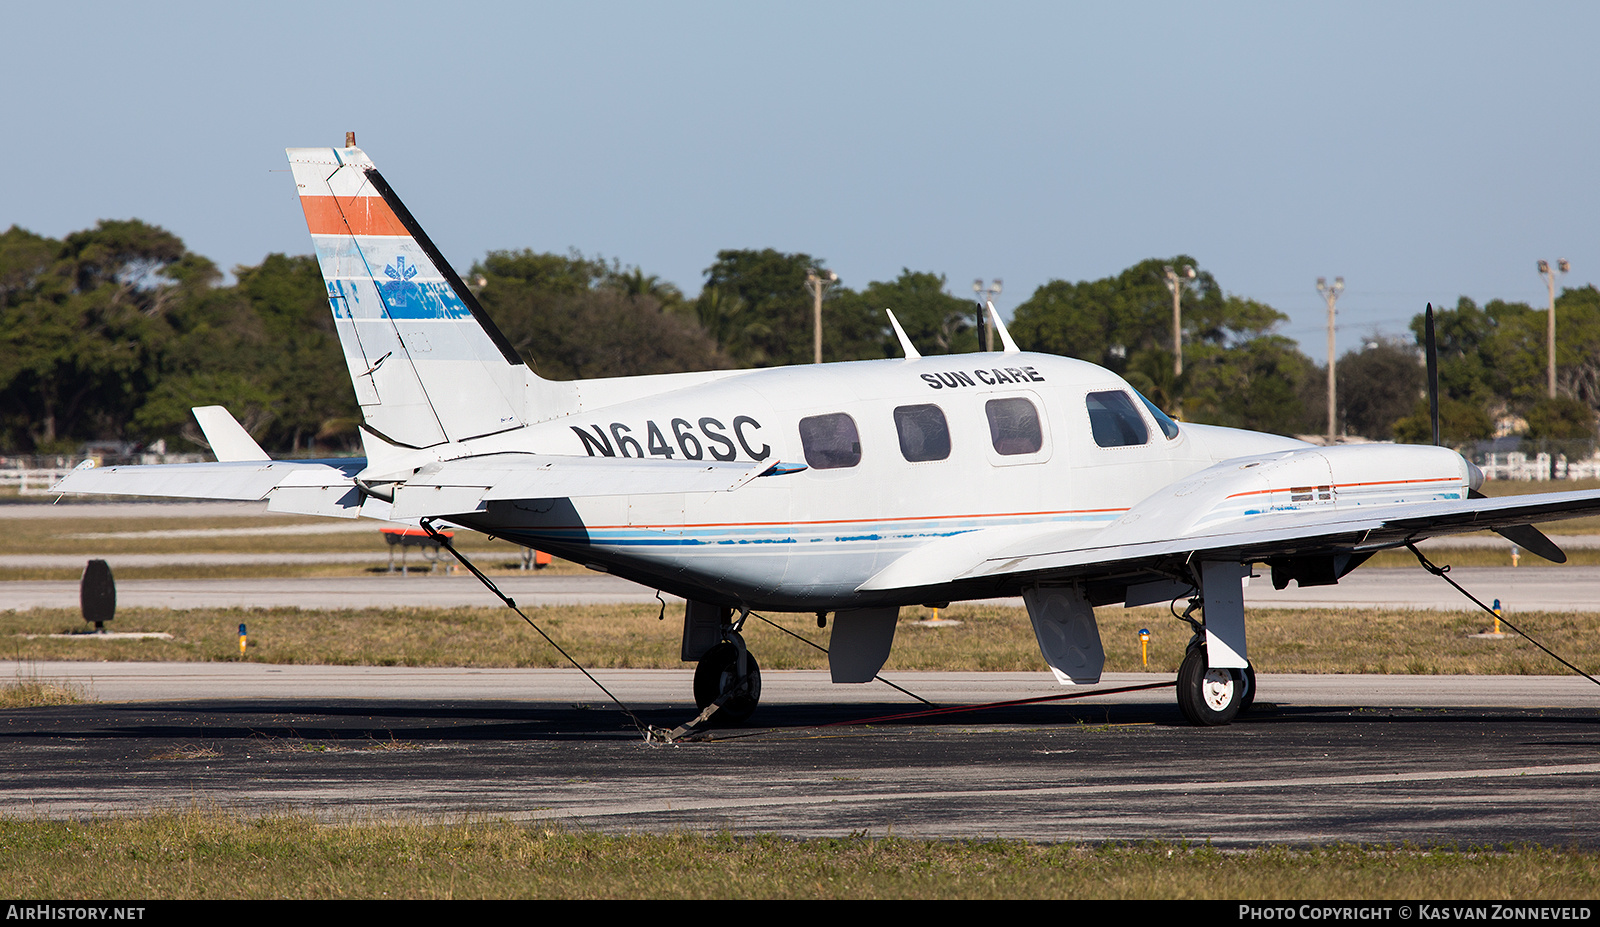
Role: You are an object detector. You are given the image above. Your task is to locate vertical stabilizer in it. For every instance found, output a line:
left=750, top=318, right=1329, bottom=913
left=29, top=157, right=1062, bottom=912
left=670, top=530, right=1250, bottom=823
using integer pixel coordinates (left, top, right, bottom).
left=288, top=145, right=528, bottom=448
left=192, top=406, right=270, bottom=462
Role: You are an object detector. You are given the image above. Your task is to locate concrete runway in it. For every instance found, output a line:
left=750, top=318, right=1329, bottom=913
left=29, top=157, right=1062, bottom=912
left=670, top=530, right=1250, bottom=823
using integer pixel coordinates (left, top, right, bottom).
left=0, top=664, right=1596, bottom=845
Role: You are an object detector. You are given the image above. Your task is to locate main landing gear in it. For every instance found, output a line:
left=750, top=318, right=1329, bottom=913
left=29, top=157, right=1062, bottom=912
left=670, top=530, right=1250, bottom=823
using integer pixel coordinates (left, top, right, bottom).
left=693, top=633, right=762, bottom=725
left=1174, top=566, right=1255, bottom=727
left=1176, top=643, right=1254, bottom=726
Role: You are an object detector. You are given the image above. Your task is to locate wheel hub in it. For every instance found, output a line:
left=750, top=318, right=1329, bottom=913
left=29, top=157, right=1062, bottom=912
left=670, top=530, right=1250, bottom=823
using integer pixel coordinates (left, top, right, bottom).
left=1200, top=669, right=1235, bottom=711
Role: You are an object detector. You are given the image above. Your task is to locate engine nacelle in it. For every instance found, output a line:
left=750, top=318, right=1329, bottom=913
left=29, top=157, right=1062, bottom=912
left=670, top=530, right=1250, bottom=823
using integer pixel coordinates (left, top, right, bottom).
left=1103, top=444, right=1475, bottom=541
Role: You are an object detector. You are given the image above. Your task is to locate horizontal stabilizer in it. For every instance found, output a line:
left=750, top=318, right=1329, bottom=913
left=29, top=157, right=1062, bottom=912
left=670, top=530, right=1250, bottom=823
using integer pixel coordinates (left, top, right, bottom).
left=56, top=452, right=767, bottom=520
left=388, top=454, right=767, bottom=518
left=52, top=459, right=363, bottom=504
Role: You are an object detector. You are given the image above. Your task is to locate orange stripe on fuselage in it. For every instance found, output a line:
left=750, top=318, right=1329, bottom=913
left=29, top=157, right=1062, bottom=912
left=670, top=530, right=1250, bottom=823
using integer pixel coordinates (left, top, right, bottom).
left=298, top=194, right=409, bottom=237
left=570, top=507, right=1130, bottom=532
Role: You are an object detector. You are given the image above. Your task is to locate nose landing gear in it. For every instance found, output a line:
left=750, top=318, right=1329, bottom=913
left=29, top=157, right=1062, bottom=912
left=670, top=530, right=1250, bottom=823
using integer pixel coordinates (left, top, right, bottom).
left=692, top=631, right=762, bottom=725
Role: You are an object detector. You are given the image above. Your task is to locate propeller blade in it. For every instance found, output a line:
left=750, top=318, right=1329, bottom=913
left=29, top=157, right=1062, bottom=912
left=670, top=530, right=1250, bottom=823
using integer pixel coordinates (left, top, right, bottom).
left=1425, top=303, right=1440, bottom=447
left=1493, top=523, right=1567, bottom=564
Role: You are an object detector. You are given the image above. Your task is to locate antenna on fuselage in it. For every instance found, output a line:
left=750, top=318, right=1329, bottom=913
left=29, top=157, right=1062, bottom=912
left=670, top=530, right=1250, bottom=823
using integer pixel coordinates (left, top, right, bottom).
left=987, top=300, right=1020, bottom=354
left=884, top=309, right=921, bottom=359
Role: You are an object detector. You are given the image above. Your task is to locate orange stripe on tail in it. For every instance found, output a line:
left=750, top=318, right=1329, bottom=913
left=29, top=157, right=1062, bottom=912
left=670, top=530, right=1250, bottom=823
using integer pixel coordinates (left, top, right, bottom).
left=298, top=194, right=409, bottom=237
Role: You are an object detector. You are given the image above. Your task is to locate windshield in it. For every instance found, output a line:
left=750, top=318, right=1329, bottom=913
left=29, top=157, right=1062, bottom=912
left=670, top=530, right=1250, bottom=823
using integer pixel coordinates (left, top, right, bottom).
left=1133, top=390, right=1181, bottom=440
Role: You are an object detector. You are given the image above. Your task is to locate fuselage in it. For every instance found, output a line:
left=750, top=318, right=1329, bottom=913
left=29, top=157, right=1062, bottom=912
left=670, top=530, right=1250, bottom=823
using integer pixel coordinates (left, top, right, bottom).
left=438, top=350, right=1309, bottom=610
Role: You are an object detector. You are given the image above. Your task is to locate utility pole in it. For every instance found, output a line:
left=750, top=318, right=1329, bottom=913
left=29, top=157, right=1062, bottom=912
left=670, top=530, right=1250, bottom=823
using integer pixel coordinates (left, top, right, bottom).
left=805, top=269, right=837, bottom=364
left=1163, top=264, right=1196, bottom=378
left=972, top=279, right=1001, bottom=352
left=1317, top=276, right=1344, bottom=443
left=1537, top=259, right=1569, bottom=398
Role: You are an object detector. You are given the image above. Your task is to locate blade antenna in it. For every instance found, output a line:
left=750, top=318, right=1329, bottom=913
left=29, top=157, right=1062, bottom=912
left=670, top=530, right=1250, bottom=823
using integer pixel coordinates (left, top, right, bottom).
left=1425, top=303, right=1440, bottom=447
left=987, top=299, right=1021, bottom=354
left=884, top=309, right=921, bottom=359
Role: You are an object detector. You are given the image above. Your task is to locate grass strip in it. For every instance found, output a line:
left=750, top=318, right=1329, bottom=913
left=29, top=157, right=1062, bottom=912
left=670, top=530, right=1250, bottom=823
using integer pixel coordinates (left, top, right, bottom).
left=0, top=678, right=87, bottom=708
left=0, top=603, right=1596, bottom=676
left=0, top=812, right=1594, bottom=899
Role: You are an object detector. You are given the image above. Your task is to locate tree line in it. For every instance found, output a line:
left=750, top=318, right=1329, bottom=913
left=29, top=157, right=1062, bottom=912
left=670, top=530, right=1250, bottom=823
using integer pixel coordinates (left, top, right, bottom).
left=2, top=219, right=1594, bottom=456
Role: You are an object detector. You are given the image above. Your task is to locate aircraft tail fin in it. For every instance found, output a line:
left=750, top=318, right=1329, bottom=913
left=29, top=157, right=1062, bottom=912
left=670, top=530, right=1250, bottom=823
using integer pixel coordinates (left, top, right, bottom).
left=192, top=406, right=270, bottom=462
left=287, top=143, right=530, bottom=449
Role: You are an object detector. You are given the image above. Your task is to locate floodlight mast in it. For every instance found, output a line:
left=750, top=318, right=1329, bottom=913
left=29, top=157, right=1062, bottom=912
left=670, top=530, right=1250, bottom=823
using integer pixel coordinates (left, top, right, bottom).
left=1317, top=276, right=1344, bottom=443
left=805, top=269, right=838, bottom=364
left=1538, top=258, right=1570, bottom=398
left=1163, top=264, right=1196, bottom=378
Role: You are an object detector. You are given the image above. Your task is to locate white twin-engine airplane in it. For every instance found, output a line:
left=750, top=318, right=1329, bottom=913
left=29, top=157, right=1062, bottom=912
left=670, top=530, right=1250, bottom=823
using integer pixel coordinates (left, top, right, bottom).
left=55, top=143, right=1600, bottom=726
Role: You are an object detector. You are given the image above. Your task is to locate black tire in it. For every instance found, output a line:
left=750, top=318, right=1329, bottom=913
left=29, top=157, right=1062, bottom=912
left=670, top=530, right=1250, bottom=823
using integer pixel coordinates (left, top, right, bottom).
left=1177, top=646, right=1243, bottom=726
left=1239, top=663, right=1257, bottom=714
left=692, top=642, right=762, bottom=725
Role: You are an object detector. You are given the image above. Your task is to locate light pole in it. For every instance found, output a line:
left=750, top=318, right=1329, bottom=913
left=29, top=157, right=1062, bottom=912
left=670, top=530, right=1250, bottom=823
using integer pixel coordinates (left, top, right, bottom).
left=805, top=269, right=837, bottom=364
left=1163, top=264, right=1196, bottom=378
left=972, top=279, right=1001, bottom=352
left=1538, top=259, right=1569, bottom=399
left=1317, top=276, right=1344, bottom=443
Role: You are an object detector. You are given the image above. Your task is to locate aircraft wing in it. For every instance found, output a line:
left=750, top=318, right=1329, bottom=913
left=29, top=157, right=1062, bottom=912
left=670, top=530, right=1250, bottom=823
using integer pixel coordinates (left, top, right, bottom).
left=53, top=454, right=767, bottom=520
left=861, top=489, right=1600, bottom=593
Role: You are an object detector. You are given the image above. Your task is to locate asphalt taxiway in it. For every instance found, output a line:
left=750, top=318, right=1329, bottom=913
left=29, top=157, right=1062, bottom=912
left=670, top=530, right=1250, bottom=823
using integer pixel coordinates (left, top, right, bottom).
left=0, top=664, right=1595, bottom=845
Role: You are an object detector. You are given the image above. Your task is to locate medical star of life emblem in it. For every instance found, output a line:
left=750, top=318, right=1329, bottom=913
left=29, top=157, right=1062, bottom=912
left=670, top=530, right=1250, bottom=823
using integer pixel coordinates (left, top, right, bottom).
left=380, top=256, right=421, bottom=307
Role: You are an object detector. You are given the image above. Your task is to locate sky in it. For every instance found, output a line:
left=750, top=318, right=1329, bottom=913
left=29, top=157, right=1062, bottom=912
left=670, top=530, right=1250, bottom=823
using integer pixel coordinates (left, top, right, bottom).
left=4, top=1, right=1597, bottom=358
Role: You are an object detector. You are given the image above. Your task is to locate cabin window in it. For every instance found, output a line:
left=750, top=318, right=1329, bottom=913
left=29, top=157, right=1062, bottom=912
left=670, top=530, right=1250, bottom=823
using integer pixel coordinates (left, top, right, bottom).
left=798, top=412, right=862, bottom=469
left=1086, top=390, right=1150, bottom=447
left=985, top=398, right=1043, bottom=456
left=893, top=404, right=951, bottom=462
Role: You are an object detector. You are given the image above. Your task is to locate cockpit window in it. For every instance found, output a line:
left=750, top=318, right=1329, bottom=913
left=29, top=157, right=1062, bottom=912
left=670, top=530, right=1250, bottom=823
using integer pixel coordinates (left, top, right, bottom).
left=1133, top=390, right=1181, bottom=440
left=1086, top=390, right=1150, bottom=447
left=798, top=412, right=862, bottom=469
left=985, top=398, right=1043, bottom=456
left=893, top=404, right=951, bottom=462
